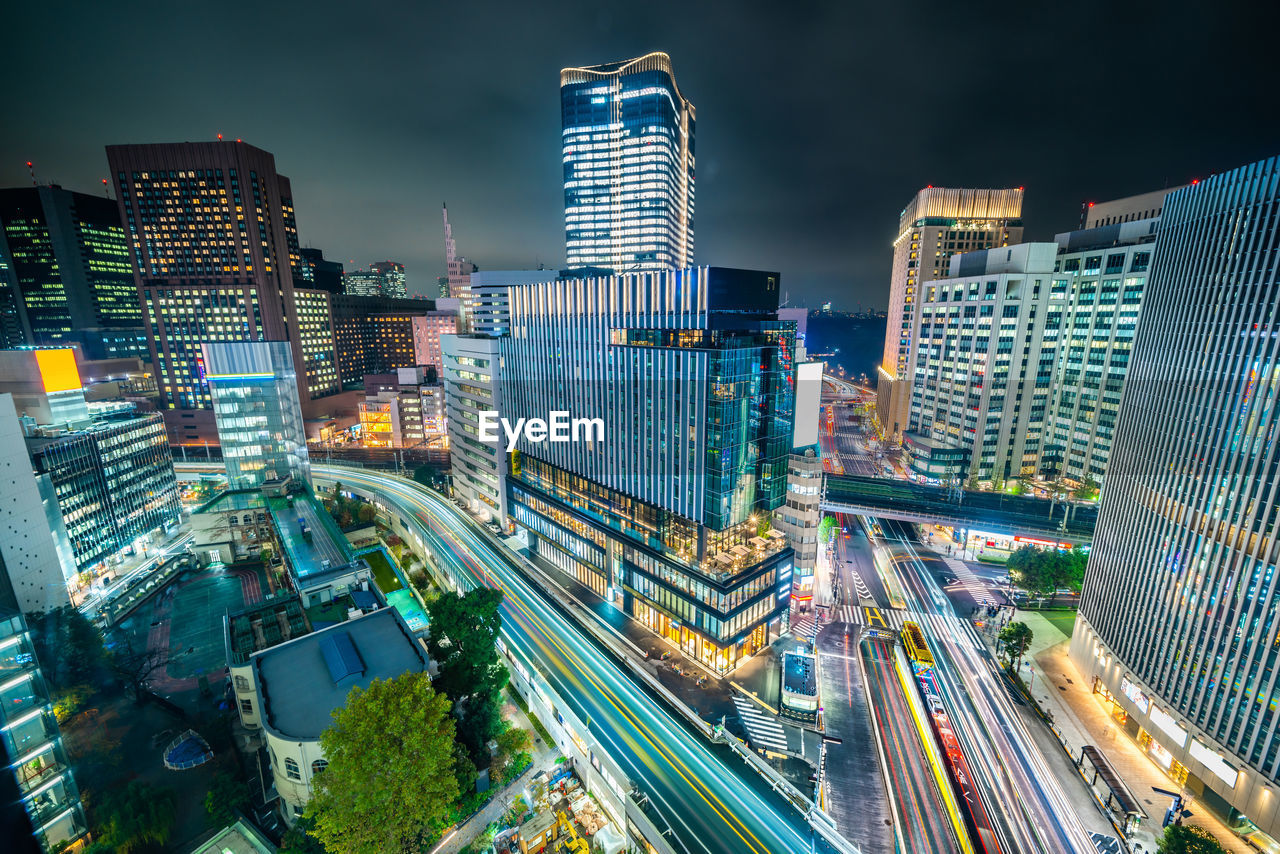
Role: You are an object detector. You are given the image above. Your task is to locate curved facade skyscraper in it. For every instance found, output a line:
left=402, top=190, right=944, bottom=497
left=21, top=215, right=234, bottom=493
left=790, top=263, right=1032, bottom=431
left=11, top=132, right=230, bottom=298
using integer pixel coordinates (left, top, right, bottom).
left=1072, top=156, right=1280, bottom=840
left=561, top=52, right=695, bottom=273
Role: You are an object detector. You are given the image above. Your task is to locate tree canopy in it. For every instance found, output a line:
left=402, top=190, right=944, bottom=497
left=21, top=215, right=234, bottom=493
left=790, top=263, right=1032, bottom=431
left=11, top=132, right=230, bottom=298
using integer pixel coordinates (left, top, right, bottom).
left=310, top=672, right=459, bottom=853
left=93, top=780, right=177, bottom=853
left=998, top=622, right=1034, bottom=671
left=427, top=588, right=507, bottom=702
left=1006, top=546, right=1087, bottom=598
left=427, top=588, right=509, bottom=763
left=204, top=769, right=251, bottom=826
left=1157, top=824, right=1228, bottom=854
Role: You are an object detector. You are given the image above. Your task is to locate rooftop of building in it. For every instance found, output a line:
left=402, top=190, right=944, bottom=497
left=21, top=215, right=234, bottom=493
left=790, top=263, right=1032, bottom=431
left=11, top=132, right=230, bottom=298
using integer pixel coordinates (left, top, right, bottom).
left=225, top=592, right=312, bottom=667
left=252, top=607, right=428, bottom=741
left=903, top=431, right=968, bottom=455
left=267, top=491, right=353, bottom=580
left=782, top=650, right=817, bottom=696
left=194, top=489, right=269, bottom=516
left=186, top=817, right=276, bottom=854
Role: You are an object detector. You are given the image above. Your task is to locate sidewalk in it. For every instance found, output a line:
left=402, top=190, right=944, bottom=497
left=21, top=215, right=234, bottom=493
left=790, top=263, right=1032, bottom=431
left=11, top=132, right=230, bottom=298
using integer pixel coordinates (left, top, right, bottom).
left=436, top=691, right=562, bottom=854
left=1013, top=610, right=1258, bottom=854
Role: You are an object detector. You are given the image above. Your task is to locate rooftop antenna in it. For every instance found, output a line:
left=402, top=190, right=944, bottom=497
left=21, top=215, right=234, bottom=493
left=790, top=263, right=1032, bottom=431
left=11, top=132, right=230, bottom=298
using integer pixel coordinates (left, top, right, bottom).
left=26, top=161, right=36, bottom=187
left=101, top=178, right=110, bottom=198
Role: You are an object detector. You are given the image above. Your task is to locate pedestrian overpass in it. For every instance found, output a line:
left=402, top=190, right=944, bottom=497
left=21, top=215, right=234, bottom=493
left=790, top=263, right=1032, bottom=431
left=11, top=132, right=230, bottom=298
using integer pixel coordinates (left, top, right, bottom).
left=821, top=474, right=1096, bottom=545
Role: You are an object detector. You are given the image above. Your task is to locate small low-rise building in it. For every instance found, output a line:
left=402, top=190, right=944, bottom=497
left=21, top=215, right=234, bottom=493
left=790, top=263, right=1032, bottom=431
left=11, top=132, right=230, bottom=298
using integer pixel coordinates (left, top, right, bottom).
left=250, top=608, right=429, bottom=824
left=903, top=432, right=969, bottom=483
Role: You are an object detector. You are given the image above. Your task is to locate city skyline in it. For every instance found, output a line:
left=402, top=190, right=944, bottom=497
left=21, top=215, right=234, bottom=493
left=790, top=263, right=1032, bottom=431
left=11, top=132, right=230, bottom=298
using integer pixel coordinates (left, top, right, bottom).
left=3, top=2, right=1276, bottom=306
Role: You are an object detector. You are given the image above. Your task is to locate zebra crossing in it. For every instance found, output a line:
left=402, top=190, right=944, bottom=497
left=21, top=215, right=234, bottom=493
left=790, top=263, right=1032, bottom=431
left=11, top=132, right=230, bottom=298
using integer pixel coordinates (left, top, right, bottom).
left=790, top=615, right=817, bottom=642
left=732, top=696, right=789, bottom=752
left=941, top=556, right=998, bottom=606
left=829, top=606, right=985, bottom=651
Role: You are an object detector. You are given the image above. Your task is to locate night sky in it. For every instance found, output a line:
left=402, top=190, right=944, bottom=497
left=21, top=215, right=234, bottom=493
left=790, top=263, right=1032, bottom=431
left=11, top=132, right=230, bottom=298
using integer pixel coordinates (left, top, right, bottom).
left=4, top=1, right=1277, bottom=307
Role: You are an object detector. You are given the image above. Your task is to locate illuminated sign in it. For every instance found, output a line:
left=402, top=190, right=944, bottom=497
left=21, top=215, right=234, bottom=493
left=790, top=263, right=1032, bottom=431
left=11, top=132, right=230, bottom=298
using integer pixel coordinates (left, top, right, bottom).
left=1189, top=738, right=1238, bottom=787
left=1149, top=705, right=1188, bottom=748
left=1121, top=677, right=1149, bottom=714
left=35, top=349, right=82, bottom=393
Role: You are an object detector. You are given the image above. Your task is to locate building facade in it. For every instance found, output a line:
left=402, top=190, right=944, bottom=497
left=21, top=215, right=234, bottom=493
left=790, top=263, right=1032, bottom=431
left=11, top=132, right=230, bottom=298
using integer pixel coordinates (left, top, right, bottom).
left=878, top=187, right=1023, bottom=440
left=330, top=294, right=437, bottom=387
left=343, top=261, right=406, bottom=298
left=502, top=267, right=795, bottom=673
left=410, top=311, right=457, bottom=370
left=906, top=219, right=1157, bottom=487
left=0, top=395, right=76, bottom=612
left=0, top=186, right=146, bottom=360
left=203, top=341, right=311, bottom=491
left=441, top=334, right=505, bottom=522
left=1070, top=157, right=1280, bottom=844
left=561, top=52, right=695, bottom=272
left=358, top=367, right=446, bottom=448
left=27, top=412, right=180, bottom=576
left=106, top=140, right=340, bottom=444
left=0, top=608, right=89, bottom=852
left=250, top=608, right=428, bottom=824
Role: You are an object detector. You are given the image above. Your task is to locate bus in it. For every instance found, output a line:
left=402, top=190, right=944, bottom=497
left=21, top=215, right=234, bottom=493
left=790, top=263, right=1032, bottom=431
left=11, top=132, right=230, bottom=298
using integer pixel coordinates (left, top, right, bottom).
left=902, top=620, right=934, bottom=667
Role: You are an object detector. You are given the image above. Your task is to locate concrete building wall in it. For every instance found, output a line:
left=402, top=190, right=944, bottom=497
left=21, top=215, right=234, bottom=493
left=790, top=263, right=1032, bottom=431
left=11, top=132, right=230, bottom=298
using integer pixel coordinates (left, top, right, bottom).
left=0, top=394, right=70, bottom=612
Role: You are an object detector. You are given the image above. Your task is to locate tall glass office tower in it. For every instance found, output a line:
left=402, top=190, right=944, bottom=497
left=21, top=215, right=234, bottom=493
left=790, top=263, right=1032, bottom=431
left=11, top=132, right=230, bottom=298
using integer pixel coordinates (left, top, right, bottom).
left=1071, top=156, right=1280, bottom=842
left=203, top=341, right=311, bottom=491
left=561, top=52, right=695, bottom=273
left=502, top=267, right=794, bottom=673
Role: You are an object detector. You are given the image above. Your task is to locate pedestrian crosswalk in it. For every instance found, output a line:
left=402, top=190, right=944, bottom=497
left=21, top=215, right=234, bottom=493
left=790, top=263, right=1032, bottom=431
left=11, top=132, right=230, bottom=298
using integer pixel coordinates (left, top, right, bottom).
left=829, top=606, right=984, bottom=651
left=790, top=615, right=817, bottom=642
left=941, top=556, right=998, bottom=606
left=732, top=696, right=789, bottom=752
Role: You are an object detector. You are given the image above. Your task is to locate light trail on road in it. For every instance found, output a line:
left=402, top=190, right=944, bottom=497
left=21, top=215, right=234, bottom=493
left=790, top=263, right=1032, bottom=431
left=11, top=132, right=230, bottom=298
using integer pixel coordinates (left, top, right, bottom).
left=877, top=519, right=1095, bottom=853
left=318, top=465, right=849, bottom=854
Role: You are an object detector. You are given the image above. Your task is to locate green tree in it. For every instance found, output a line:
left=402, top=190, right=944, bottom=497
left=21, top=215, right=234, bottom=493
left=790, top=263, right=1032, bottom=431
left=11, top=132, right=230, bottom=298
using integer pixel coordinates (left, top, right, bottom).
left=93, top=780, right=177, bottom=853
left=310, top=672, right=459, bottom=853
left=1157, top=824, right=1228, bottom=854
left=278, top=811, right=328, bottom=854
left=427, top=589, right=506, bottom=703
left=357, top=503, right=377, bottom=525
left=29, top=606, right=106, bottom=690
left=998, top=622, right=1034, bottom=671
left=817, top=515, right=836, bottom=542
left=1074, top=475, right=1100, bottom=501
left=204, top=769, right=251, bottom=826
left=428, top=589, right=509, bottom=762
left=491, top=724, right=533, bottom=786
left=1006, top=546, right=1088, bottom=601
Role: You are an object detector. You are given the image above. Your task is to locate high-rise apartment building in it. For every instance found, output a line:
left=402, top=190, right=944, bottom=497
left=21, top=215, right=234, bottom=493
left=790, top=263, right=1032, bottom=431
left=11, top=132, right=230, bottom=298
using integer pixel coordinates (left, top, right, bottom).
left=1070, top=157, right=1280, bottom=842
left=561, top=52, right=695, bottom=273
left=878, top=187, right=1023, bottom=439
left=441, top=334, right=505, bottom=521
left=203, top=341, right=311, bottom=491
left=905, top=215, right=1158, bottom=486
left=501, top=267, right=794, bottom=673
left=0, top=186, right=146, bottom=360
left=106, top=141, right=339, bottom=444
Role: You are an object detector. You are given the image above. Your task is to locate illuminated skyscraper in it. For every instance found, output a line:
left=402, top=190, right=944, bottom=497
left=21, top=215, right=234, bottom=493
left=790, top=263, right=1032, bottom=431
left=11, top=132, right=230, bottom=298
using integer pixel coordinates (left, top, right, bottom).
left=561, top=52, right=695, bottom=273
left=1071, top=156, right=1280, bottom=841
left=877, top=187, right=1023, bottom=439
left=106, top=141, right=339, bottom=445
left=0, top=186, right=145, bottom=359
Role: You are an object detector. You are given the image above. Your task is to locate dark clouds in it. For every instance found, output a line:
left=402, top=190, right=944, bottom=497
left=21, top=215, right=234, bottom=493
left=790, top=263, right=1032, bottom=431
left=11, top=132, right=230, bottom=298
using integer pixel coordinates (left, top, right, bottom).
left=3, top=0, right=1276, bottom=306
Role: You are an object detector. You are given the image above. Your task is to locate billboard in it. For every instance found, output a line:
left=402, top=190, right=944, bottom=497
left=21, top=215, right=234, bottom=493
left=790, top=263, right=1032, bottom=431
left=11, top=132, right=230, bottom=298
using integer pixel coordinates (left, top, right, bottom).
left=35, top=348, right=82, bottom=393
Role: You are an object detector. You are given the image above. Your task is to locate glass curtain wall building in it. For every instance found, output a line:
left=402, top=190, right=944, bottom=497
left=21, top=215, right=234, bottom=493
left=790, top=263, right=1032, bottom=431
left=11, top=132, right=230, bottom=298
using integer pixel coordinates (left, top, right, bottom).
left=203, top=341, right=311, bottom=491
left=561, top=52, right=695, bottom=273
left=502, top=267, right=794, bottom=673
left=1070, top=156, right=1280, bottom=842
left=0, top=607, right=89, bottom=852
left=0, top=186, right=145, bottom=359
